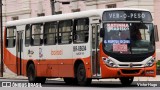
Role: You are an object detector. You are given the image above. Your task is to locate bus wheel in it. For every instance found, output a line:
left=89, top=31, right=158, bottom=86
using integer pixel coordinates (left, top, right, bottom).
left=76, top=63, right=92, bottom=86
left=27, top=64, right=38, bottom=83
left=37, top=77, right=46, bottom=84
left=63, top=78, right=77, bottom=85
left=119, top=77, right=134, bottom=86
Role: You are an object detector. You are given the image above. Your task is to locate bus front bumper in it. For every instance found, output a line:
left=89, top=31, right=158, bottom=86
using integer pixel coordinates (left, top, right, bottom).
left=101, top=63, right=156, bottom=78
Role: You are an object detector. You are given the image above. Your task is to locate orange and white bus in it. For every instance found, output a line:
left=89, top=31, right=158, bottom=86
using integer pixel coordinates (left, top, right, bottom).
left=4, top=8, right=158, bottom=86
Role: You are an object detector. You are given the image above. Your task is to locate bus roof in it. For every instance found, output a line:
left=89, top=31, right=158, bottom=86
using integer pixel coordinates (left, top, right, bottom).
left=6, top=8, right=150, bottom=27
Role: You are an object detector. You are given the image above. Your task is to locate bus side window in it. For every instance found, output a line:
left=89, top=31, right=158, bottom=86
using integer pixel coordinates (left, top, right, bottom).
left=58, top=20, right=72, bottom=44
left=25, top=24, right=31, bottom=47
left=73, top=18, right=89, bottom=43
left=6, top=27, right=16, bottom=48
left=44, top=22, right=57, bottom=45
left=31, top=24, right=43, bottom=46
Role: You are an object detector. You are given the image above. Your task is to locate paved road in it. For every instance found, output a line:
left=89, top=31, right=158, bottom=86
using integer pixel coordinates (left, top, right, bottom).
left=0, top=79, right=160, bottom=90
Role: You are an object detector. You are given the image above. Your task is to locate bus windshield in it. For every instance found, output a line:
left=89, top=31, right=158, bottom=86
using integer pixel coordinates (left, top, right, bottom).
left=103, top=23, right=155, bottom=54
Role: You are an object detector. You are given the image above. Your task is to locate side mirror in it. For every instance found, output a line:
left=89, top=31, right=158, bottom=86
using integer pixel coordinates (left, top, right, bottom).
left=100, top=28, right=104, bottom=38
left=154, top=25, right=159, bottom=42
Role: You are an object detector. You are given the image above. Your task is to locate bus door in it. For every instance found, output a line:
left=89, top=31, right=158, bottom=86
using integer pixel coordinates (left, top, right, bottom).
left=16, top=31, right=23, bottom=75
left=91, top=18, right=101, bottom=77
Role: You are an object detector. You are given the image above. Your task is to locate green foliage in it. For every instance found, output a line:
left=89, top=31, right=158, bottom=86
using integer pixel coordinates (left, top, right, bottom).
left=157, top=60, right=160, bottom=67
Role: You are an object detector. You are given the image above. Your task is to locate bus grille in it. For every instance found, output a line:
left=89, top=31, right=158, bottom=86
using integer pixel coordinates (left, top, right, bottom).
left=119, top=64, right=143, bottom=67
left=121, top=69, right=140, bottom=74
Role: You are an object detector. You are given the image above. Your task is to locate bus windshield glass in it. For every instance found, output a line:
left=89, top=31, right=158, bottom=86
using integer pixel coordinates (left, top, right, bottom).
left=103, top=23, right=155, bottom=54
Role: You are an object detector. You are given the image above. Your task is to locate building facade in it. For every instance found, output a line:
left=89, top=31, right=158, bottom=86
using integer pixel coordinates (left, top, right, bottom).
left=1, top=0, right=160, bottom=60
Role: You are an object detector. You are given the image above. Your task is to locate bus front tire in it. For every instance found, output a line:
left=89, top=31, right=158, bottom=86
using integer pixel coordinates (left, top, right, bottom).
left=27, top=64, right=46, bottom=84
left=76, top=63, right=92, bottom=86
left=119, top=77, right=134, bottom=86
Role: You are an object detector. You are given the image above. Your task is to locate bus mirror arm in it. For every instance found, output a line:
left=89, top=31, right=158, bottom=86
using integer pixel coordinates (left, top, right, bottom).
left=154, top=25, right=159, bottom=42
left=100, top=28, right=104, bottom=38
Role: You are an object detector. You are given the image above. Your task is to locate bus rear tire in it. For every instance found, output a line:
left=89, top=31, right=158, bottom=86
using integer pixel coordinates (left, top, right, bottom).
left=27, top=64, right=37, bottom=83
left=119, top=77, right=134, bottom=86
left=27, top=64, right=46, bottom=84
left=37, top=77, right=46, bottom=84
left=76, top=63, right=92, bottom=86
left=63, top=78, right=77, bottom=85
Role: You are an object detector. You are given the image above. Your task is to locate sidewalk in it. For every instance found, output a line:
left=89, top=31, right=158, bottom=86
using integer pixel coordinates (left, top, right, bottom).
left=0, top=68, right=27, bottom=80
left=0, top=72, right=27, bottom=80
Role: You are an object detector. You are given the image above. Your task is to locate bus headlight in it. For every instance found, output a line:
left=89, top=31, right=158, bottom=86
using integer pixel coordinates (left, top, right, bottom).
left=102, top=57, right=117, bottom=67
left=145, top=58, right=155, bottom=67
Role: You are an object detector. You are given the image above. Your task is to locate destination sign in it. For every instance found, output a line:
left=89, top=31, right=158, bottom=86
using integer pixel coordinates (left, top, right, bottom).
left=103, top=10, right=152, bottom=22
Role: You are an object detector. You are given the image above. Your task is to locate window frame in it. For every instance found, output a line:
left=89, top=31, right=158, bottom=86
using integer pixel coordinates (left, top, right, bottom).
left=25, top=24, right=31, bottom=47
left=73, top=18, right=89, bottom=44
left=106, top=4, right=116, bottom=8
left=6, top=26, right=16, bottom=48
left=58, top=20, right=73, bottom=45
left=44, top=21, right=58, bottom=45
left=31, top=23, right=44, bottom=46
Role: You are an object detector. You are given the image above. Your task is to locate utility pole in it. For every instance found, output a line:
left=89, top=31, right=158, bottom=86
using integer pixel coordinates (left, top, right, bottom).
left=0, top=0, right=3, bottom=77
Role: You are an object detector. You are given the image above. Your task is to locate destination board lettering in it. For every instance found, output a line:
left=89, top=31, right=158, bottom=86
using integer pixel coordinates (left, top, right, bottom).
left=108, top=13, right=145, bottom=19
left=103, top=10, right=152, bottom=22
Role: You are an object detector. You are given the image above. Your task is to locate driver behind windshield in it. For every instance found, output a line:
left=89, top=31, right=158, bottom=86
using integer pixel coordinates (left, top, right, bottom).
left=130, top=24, right=142, bottom=41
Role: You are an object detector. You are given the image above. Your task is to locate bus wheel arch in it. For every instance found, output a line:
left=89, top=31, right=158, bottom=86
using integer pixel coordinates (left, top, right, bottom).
left=74, top=60, right=84, bottom=77
left=74, top=59, right=92, bottom=86
left=26, top=60, right=35, bottom=74
left=26, top=60, right=46, bottom=84
left=63, top=60, right=83, bottom=85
